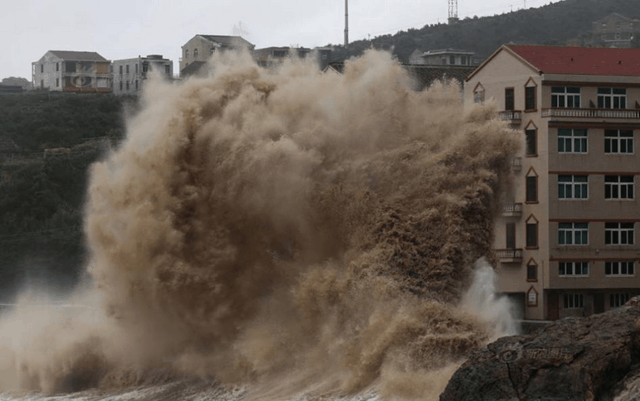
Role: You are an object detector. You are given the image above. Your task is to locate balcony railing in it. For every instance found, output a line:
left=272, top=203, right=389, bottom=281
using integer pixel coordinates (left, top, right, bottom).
left=498, top=110, right=523, bottom=124
left=502, top=203, right=523, bottom=217
left=495, top=248, right=523, bottom=263
left=542, top=108, right=640, bottom=119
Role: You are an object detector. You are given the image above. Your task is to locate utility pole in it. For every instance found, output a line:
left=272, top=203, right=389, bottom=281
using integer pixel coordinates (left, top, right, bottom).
left=344, top=0, right=349, bottom=48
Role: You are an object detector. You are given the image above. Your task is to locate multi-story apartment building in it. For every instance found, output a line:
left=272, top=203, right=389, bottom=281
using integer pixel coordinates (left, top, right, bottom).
left=180, top=35, right=255, bottom=77
left=588, top=13, right=640, bottom=48
left=466, top=44, right=640, bottom=321
left=112, top=55, right=173, bottom=95
left=32, top=51, right=111, bottom=93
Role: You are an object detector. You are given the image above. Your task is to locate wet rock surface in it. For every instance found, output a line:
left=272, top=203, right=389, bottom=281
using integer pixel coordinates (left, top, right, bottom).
left=440, top=301, right=640, bottom=401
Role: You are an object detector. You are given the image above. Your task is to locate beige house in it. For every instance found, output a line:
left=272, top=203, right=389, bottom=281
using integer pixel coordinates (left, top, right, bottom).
left=112, top=54, right=173, bottom=95
left=32, top=51, right=111, bottom=93
left=180, top=35, right=254, bottom=77
left=466, top=44, right=640, bottom=321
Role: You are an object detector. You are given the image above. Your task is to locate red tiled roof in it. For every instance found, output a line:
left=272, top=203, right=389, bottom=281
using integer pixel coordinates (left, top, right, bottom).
left=507, top=44, right=640, bottom=76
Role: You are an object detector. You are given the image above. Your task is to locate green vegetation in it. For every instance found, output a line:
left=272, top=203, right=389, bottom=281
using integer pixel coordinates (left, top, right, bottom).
left=333, top=0, right=640, bottom=62
left=0, top=93, right=130, bottom=299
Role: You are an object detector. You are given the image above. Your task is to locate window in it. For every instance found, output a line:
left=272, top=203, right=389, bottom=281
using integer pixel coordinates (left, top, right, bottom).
left=185, top=49, right=189, bottom=58
left=119, top=81, right=123, bottom=91
left=605, top=175, right=634, bottom=199
left=119, top=65, right=123, bottom=75
left=525, top=86, right=536, bottom=110
left=526, top=175, right=537, bottom=202
left=165, top=65, right=171, bottom=76
left=506, top=222, right=516, bottom=249
left=605, top=261, right=635, bottom=276
left=559, top=262, right=589, bottom=277
left=564, top=294, right=584, bottom=308
left=41, top=64, right=43, bottom=73
left=56, top=78, right=59, bottom=87
left=527, top=260, right=538, bottom=281
left=126, top=65, right=129, bottom=74
left=126, top=81, right=129, bottom=91
left=558, top=175, right=588, bottom=199
left=598, top=88, right=626, bottom=109
left=461, top=56, right=467, bottom=65
left=505, top=88, right=515, bottom=111
left=56, top=62, right=59, bottom=72
left=610, top=293, right=630, bottom=308
left=558, top=129, right=587, bottom=153
left=551, top=87, right=580, bottom=108
left=526, top=221, right=538, bottom=248
left=559, top=223, right=589, bottom=245
left=605, top=222, right=634, bottom=245
left=211, top=47, right=215, bottom=55
left=474, top=84, right=485, bottom=103
left=449, top=55, right=455, bottom=64
left=135, top=80, right=138, bottom=90
left=524, top=129, right=537, bottom=156
left=194, top=48, right=199, bottom=58
left=605, top=130, right=633, bottom=154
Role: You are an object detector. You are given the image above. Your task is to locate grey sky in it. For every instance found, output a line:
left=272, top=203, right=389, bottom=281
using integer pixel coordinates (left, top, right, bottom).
left=2, top=0, right=559, bottom=80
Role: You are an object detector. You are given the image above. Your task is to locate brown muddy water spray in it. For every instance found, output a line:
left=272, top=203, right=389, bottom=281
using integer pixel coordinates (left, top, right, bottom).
left=0, top=50, right=520, bottom=401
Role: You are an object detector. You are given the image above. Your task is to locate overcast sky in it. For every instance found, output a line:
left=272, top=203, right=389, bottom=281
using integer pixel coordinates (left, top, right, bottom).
left=1, top=0, right=560, bottom=80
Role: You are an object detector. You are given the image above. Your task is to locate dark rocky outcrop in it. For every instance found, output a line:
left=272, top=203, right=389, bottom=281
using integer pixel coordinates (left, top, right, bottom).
left=440, top=299, right=640, bottom=401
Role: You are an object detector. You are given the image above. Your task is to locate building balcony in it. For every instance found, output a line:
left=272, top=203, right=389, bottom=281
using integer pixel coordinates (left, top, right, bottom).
left=502, top=203, right=523, bottom=217
left=498, top=110, right=522, bottom=125
left=541, top=108, right=640, bottom=119
left=496, top=248, right=523, bottom=263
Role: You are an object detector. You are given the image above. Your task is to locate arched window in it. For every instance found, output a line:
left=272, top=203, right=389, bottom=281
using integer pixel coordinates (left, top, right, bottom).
left=527, top=259, right=538, bottom=282
left=194, top=48, right=199, bottom=58
left=185, top=49, right=189, bottom=58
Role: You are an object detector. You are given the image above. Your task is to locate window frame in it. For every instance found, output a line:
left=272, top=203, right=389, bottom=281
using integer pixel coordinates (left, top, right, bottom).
left=558, top=222, right=589, bottom=245
left=563, top=293, right=584, bottom=309
left=558, top=128, right=588, bottom=154
left=525, top=129, right=537, bottom=156
left=605, top=175, right=634, bottom=200
left=525, top=86, right=536, bottom=111
left=605, top=130, right=634, bottom=154
left=505, top=87, right=515, bottom=111
left=526, top=221, right=538, bottom=249
left=605, top=261, right=635, bottom=276
left=610, top=293, right=630, bottom=308
left=559, top=261, right=590, bottom=277
left=605, top=222, right=635, bottom=245
left=551, top=86, right=581, bottom=108
left=527, top=259, right=538, bottom=282
left=558, top=175, right=588, bottom=200
left=598, top=88, right=627, bottom=109
left=526, top=175, right=538, bottom=203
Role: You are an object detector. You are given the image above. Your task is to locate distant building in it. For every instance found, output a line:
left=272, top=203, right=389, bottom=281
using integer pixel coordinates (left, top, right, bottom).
left=253, top=46, right=332, bottom=70
left=589, top=13, right=640, bottom=48
left=466, top=44, right=640, bottom=321
left=409, top=48, right=482, bottom=66
left=180, top=35, right=255, bottom=77
left=1, top=77, right=32, bottom=91
left=112, top=55, right=173, bottom=95
left=323, top=61, right=475, bottom=92
left=32, top=51, right=111, bottom=93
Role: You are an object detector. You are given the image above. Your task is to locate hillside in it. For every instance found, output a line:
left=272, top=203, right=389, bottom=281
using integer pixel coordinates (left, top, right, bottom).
left=332, top=0, right=640, bottom=62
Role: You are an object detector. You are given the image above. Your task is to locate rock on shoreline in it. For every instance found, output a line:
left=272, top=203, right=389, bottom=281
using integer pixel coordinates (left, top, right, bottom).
left=440, top=298, right=640, bottom=401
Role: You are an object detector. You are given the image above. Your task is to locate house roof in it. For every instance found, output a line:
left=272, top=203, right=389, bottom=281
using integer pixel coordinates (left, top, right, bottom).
left=593, top=12, right=638, bottom=23
left=468, top=44, right=640, bottom=80
left=197, top=35, right=254, bottom=49
left=49, top=51, right=108, bottom=61
left=507, top=44, right=640, bottom=76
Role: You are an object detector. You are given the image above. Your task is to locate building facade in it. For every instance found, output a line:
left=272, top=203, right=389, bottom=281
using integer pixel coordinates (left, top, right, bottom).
left=112, top=55, right=173, bottom=95
left=410, top=48, right=481, bottom=66
left=466, top=44, right=640, bottom=321
left=180, top=35, right=255, bottom=77
left=588, top=13, right=640, bottom=48
left=32, top=51, right=111, bottom=93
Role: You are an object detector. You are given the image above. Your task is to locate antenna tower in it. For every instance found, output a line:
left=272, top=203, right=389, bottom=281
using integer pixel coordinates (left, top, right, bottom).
left=344, top=0, right=349, bottom=48
left=448, top=0, right=459, bottom=24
